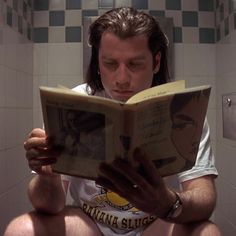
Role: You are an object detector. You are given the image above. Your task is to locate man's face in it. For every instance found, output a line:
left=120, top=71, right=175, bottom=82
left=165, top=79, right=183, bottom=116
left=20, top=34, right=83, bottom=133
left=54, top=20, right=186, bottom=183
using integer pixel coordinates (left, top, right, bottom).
left=98, top=32, right=161, bottom=102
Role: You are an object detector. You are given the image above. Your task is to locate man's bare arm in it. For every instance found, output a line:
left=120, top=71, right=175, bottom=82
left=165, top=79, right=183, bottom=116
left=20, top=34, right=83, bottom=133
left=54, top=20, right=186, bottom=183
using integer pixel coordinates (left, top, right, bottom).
left=28, top=171, right=67, bottom=214
left=170, top=175, right=217, bottom=223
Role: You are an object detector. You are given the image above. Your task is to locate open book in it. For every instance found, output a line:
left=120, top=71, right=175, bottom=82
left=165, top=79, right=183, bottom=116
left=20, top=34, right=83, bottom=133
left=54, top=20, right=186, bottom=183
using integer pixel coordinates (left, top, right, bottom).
left=40, top=80, right=211, bottom=179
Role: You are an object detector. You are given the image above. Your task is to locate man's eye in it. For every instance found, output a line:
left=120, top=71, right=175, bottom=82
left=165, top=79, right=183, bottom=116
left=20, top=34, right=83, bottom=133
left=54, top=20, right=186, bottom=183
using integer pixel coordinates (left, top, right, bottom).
left=129, top=62, right=143, bottom=69
left=104, top=61, right=117, bottom=67
left=172, top=123, right=186, bottom=130
left=172, top=121, right=194, bottom=130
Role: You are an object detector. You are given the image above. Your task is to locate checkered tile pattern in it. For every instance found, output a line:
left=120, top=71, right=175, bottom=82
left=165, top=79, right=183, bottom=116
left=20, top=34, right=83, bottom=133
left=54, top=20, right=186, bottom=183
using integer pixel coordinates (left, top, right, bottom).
left=215, top=0, right=236, bottom=42
left=3, top=0, right=235, bottom=44
left=2, top=0, right=34, bottom=41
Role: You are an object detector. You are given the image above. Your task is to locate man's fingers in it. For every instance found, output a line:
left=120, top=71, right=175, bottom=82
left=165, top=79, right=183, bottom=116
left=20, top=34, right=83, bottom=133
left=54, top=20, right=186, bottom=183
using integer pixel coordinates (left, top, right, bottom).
left=24, top=137, right=48, bottom=151
left=28, top=128, right=46, bottom=138
left=26, top=147, right=60, bottom=161
left=133, top=148, right=164, bottom=188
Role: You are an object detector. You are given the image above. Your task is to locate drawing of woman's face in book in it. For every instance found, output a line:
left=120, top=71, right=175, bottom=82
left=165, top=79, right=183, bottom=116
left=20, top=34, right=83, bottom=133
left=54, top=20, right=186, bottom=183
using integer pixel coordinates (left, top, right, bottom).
left=46, top=106, right=106, bottom=160
left=170, top=90, right=209, bottom=164
left=63, top=109, right=106, bottom=159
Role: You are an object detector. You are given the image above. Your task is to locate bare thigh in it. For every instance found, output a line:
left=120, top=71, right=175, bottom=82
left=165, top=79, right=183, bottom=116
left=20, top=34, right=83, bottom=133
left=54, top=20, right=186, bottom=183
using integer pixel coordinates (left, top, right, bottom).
left=4, top=207, right=102, bottom=236
left=141, top=219, right=174, bottom=236
left=141, top=219, right=221, bottom=236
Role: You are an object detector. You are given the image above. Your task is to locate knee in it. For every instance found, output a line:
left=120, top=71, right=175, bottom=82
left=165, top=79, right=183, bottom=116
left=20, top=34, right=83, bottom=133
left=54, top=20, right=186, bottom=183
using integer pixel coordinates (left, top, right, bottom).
left=173, top=220, right=221, bottom=236
left=192, top=221, right=221, bottom=236
left=4, top=214, right=34, bottom=236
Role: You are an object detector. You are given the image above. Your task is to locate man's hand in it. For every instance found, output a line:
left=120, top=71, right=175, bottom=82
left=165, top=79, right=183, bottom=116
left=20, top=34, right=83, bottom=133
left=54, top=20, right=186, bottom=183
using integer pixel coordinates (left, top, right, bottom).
left=96, top=148, right=176, bottom=217
left=24, top=128, right=60, bottom=175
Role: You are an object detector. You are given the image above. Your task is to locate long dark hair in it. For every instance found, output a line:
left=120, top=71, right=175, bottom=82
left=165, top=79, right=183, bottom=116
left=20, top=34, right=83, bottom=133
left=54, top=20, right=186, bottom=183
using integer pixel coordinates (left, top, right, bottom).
left=86, top=7, right=170, bottom=94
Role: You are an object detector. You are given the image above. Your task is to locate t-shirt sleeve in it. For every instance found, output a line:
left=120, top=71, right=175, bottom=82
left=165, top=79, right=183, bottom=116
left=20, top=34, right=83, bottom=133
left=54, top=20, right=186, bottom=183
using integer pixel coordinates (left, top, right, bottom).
left=177, top=119, right=218, bottom=183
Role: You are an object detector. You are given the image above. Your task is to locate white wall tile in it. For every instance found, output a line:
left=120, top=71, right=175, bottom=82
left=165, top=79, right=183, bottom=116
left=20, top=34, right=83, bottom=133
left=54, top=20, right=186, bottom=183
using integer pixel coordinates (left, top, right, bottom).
left=47, top=43, right=83, bottom=76
left=165, top=10, right=182, bottom=27
left=0, top=65, right=5, bottom=107
left=173, top=44, right=184, bottom=78
left=82, top=0, right=98, bottom=9
left=65, top=10, right=82, bottom=26
left=33, top=44, right=48, bottom=76
left=5, top=67, right=17, bottom=107
left=148, top=0, right=165, bottom=10
left=0, top=31, right=4, bottom=66
left=0, top=150, right=7, bottom=193
left=4, top=27, right=17, bottom=69
left=182, top=27, right=199, bottom=44
left=182, top=0, right=198, bottom=10
left=5, top=108, right=17, bottom=148
left=16, top=40, right=33, bottom=74
left=183, top=44, right=216, bottom=76
left=16, top=109, right=33, bottom=145
left=115, top=0, right=132, bottom=8
left=33, top=11, right=49, bottom=28
left=0, top=109, right=5, bottom=150
left=49, top=0, right=66, bottom=10
left=49, top=27, right=65, bottom=43
left=199, top=12, right=215, bottom=28
left=0, top=193, right=10, bottom=235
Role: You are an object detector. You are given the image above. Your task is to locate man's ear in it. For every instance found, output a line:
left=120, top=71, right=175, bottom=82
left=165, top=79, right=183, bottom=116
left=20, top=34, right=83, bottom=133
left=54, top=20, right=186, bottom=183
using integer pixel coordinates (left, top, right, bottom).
left=153, top=52, right=161, bottom=74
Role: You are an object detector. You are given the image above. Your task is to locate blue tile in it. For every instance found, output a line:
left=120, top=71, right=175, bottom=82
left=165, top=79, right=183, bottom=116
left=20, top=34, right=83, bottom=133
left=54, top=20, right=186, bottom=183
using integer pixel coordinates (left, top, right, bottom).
left=7, top=6, right=12, bottom=26
left=27, top=24, right=32, bottom=40
left=34, top=0, right=49, bottom=11
left=199, top=0, right=214, bottom=11
left=132, top=0, right=148, bottom=9
left=28, top=0, right=32, bottom=7
left=99, top=0, right=114, bottom=8
left=166, top=0, right=181, bottom=10
left=66, top=0, right=81, bottom=9
left=50, top=11, right=65, bottom=26
left=18, top=15, right=23, bottom=34
left=173, top=27, right=182, bottom=43
left=220, top=3, right=224, bottom=21
left=13, top=0, right=18, bottom=11
left=82, top=10, right=98, bottom=17
left=23, top=1, right=27, bottom=19
left=34, top=27, right=49, bottom=43
left=66, top=26, right=81, bottom=42
left=199, top=28, right=215, bottom=43
left=229, top=0, right=234, bottom=14
left=149, top=10, right=165, bottom=18
left=234, top=13, right=236, bottom=30
left=182, top=11, right=198, bottom=27
left=224, top=17, right=229, bottom=36
left=216, top=26, right=220, bottom=42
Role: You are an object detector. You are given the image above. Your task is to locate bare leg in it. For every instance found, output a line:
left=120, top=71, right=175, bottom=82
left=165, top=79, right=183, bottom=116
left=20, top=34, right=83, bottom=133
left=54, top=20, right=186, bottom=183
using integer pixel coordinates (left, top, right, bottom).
left=142, top=219, right=221, bottom=236
left=4, top=207, right=102, bottom=236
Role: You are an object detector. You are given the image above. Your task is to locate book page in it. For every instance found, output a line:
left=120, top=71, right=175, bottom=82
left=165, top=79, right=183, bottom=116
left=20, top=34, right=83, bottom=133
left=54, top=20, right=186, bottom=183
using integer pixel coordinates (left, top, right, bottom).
left=126, top=80, right=185, bottom=104
left=40, top=87, right=126, bottom=178
left=128, top=86, right=211, bottom=177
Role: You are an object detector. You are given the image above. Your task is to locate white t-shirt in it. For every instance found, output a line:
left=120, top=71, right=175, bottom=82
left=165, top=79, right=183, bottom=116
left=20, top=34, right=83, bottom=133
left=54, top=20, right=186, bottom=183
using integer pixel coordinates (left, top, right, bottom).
left=62, top=83, right=218, bottom=236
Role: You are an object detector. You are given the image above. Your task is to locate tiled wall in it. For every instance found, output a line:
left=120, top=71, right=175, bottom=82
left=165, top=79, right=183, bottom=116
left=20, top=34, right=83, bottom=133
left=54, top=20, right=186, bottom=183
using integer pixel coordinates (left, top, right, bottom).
left=215, top=0, right=236, bottom=41
left=0, top=0, right=33, bottom=234
left=2, top=0, right=33, bottom=40
left=214, top=2, right=236, bottom=234
left=1, top=0, right=236, bottom=235
left=33, top=0, right=216, bottom=44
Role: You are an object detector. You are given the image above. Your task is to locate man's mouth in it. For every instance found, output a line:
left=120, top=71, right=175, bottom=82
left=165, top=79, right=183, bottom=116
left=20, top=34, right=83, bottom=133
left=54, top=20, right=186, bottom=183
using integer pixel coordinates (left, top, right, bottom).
left=113, top=90, right=134, bottom=97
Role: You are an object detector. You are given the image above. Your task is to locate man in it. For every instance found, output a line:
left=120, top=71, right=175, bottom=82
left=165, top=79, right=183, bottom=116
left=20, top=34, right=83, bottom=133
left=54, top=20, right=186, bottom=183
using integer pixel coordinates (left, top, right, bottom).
left=4, top=7, right=221, bottom=236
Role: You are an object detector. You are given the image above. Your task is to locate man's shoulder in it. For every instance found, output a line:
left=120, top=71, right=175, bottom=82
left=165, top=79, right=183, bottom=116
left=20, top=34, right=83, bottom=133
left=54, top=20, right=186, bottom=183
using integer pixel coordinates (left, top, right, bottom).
left=73, top=84, right=107, bottom=98
left=72, top=83, right=91, bottom=95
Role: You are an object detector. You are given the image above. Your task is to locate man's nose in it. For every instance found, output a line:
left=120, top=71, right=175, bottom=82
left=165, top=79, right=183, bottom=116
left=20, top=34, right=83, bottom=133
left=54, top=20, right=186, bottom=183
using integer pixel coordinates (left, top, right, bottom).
left=116, top=64, right=131, bottom=84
